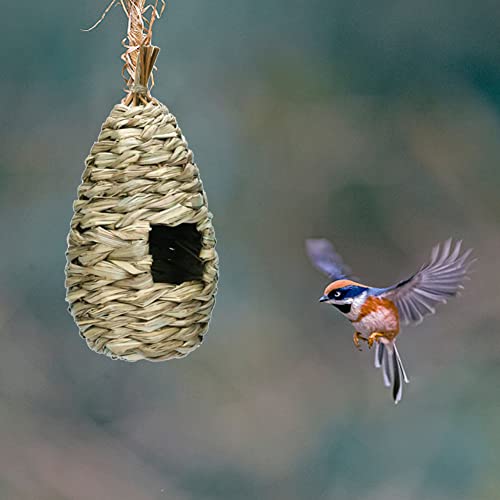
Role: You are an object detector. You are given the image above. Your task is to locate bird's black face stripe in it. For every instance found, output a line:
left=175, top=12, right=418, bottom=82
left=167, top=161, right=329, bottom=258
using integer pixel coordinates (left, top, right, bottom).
left=332, top=303, right=352, bottom=314
left=327, top=285, right=367, bottom=301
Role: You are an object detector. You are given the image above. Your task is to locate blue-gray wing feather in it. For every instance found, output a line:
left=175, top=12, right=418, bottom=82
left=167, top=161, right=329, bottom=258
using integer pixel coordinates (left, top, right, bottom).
left=305, top=238, right=351, bottom=280
left=380, top=239, right=474, bottom=326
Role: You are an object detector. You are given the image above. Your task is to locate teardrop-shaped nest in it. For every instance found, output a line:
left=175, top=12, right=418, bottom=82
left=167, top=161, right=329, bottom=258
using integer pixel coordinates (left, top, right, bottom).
left=65, top=102, right=218, bottom=361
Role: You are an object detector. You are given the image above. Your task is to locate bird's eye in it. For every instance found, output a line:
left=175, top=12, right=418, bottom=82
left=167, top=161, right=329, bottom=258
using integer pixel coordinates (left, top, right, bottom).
left=333, top=291, right=342, bottom=298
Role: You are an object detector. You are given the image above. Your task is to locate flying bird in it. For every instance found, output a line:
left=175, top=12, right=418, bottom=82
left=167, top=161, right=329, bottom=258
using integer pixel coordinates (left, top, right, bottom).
left=306, top=238, right=474, bottom=404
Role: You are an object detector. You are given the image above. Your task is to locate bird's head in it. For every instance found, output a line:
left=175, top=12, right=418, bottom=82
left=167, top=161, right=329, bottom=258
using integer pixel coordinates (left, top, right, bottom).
left=319, top=279, right=369, bottom=313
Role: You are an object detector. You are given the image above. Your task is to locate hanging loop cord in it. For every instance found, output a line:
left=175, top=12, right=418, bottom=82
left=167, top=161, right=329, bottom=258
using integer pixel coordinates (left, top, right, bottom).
left=84, top=0, right=165, bottom=105
left=122, top=0, right=164, bottom=105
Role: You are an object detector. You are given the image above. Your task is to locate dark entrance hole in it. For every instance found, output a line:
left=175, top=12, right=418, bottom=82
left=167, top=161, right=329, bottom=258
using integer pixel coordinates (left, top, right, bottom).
left=149, top=224, right=204, bottom=284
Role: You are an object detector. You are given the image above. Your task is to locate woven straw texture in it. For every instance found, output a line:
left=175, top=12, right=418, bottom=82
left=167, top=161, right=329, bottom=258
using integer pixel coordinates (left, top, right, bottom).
left=66, top=102, right=218, bottom=361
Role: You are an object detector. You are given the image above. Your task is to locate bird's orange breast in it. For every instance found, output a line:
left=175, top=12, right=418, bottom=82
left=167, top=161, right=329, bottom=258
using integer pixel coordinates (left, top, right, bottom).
left=356, top=295, right=400, bottom=327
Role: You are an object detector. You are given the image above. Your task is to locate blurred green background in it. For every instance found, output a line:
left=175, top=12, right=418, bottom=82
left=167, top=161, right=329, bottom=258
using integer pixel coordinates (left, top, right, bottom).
left=1, top=1, right=499, bottom=499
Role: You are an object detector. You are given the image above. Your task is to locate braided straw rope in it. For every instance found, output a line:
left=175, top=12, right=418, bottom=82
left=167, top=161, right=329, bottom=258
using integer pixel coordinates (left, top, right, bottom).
left=66, top=103, right=218, bottom=361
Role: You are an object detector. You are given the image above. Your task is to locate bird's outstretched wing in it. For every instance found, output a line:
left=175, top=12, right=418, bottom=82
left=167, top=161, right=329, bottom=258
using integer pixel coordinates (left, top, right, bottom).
left=380, top=239, right=474, bottom=326
left=305, top=238, right=351, bottom=280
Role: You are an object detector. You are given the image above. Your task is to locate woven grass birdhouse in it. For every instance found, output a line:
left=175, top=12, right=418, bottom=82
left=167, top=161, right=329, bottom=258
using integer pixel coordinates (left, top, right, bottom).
left=65, top=0, right=218, bottom=361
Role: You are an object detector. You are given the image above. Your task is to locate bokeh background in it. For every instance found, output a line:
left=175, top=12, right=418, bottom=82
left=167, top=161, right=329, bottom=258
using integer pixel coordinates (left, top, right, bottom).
left=1, top=1, right=500, bottom=499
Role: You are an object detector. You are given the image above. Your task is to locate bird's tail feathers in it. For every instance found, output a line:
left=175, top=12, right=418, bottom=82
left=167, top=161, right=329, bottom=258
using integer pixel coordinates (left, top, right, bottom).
left=374, top=341, right=409, bottom=404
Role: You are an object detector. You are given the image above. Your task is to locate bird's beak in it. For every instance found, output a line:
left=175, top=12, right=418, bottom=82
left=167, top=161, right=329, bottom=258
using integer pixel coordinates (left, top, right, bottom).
left=319, top=295, right=329, bottom=303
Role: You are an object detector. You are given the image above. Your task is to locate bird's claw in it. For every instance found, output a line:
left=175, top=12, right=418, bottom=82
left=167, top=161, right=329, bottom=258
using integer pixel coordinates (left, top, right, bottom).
left=353, top=332, right=368, bottom=351
left=367, top=332, right=384, bottom=349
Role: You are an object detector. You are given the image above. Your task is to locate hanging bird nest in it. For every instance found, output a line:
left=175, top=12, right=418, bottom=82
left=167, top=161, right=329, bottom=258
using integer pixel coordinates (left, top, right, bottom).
left=65, top=0, right=218, bottom=361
